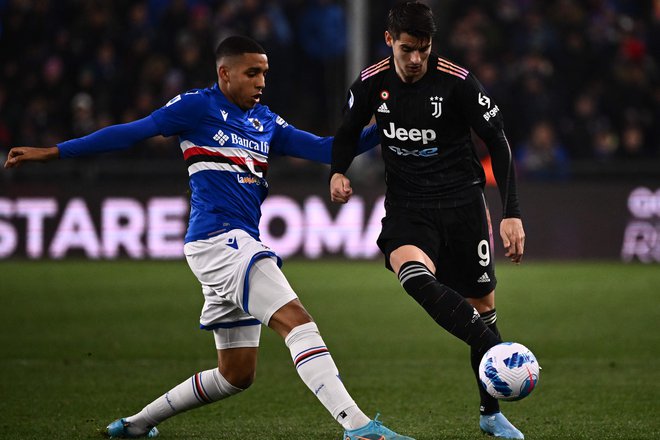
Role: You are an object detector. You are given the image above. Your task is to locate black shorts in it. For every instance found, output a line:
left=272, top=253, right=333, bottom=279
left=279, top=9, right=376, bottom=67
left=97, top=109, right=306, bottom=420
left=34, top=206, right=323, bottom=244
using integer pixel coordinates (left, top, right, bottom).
left=377, top=192, right=497, bottom=298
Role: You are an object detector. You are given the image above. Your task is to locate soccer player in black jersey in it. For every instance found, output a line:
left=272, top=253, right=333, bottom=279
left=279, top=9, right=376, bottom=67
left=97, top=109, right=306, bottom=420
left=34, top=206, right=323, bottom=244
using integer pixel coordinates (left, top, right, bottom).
left=330, top=2, right=527, bottom=439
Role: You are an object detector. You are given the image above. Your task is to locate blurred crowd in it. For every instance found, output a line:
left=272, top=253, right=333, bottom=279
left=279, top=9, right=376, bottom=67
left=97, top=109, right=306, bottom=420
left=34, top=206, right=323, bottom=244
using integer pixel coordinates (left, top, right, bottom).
left=420, top=0, right=660, bottom=181
left=1, top=0, right=659, bottom=182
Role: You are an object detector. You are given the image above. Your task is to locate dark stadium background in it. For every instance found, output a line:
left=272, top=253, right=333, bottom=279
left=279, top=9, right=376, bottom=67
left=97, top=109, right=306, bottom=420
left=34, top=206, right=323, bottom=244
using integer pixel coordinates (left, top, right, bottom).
left=1, top=4, right=659, bottom=440
left=1, top=0, right=659, bottom=261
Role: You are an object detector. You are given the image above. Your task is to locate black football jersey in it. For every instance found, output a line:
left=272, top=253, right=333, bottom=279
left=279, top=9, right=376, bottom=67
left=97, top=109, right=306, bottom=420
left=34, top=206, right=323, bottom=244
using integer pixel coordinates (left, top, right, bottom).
left=332, top=53, right=520, bottom=218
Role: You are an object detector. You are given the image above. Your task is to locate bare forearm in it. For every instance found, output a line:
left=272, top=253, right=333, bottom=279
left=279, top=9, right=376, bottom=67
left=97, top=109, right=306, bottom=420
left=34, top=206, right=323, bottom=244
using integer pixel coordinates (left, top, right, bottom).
left=4, top=146, right=59, bottom=168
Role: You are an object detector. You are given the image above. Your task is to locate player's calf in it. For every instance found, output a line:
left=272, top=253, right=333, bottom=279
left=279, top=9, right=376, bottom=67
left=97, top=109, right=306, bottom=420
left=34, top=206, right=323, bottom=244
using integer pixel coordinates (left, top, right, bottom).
left=285, top=322, right=371, bottom=430
left=471, top=308, right=501, bottom=415
left=398, top=261, right=500, bottom=354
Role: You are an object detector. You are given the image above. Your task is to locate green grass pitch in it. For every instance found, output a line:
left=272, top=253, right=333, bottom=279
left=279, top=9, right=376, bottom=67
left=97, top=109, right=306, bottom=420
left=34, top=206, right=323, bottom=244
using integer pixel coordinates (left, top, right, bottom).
left=1, top=260, right=659, bottom=439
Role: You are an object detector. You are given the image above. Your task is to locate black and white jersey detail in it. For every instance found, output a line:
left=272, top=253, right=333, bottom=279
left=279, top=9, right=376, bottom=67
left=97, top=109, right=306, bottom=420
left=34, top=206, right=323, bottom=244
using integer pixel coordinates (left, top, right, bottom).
left=332, top=54, right=520, bottom=218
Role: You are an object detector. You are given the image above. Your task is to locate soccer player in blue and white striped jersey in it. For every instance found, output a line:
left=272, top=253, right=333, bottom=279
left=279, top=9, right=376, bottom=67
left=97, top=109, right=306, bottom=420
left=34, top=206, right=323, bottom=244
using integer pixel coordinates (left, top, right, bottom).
left=5, top=35, right=413, bottom=440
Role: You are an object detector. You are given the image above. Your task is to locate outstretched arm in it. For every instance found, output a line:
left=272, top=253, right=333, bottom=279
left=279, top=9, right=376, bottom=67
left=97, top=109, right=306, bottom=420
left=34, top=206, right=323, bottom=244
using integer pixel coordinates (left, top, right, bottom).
left=271, top=123, right=379, bottom=164
left=4, top=116, right=161, bottom=168
left=4, top=146, right=59, bottom=168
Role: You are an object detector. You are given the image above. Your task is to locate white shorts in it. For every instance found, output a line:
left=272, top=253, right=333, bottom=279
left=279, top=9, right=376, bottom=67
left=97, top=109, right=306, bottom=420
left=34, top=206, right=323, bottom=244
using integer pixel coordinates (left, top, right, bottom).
left=184, top=229, right=298, bottom=349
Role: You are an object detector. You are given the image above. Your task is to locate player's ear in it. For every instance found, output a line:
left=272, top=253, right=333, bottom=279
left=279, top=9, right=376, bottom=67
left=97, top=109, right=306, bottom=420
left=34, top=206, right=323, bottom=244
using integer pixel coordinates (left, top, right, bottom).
left=218, top=64, right=230, bottom=83
left=385, top=31, right=393, bottom=47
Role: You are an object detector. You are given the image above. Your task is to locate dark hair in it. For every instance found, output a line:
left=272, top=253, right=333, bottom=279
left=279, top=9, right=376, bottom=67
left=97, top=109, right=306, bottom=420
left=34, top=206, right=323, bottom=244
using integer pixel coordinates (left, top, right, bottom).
left=387, top=1, right=437, bottom=41
left=215, top=35, right=266, bottom=61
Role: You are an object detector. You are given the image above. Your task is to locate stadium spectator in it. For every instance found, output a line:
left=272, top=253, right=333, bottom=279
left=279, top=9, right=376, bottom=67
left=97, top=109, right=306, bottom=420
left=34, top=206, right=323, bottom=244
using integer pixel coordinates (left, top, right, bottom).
left=1, top=0, right=658, bottom=180
left=516, top=120, right=569, bottom=180
left=619, top=122, right=648, bottom=160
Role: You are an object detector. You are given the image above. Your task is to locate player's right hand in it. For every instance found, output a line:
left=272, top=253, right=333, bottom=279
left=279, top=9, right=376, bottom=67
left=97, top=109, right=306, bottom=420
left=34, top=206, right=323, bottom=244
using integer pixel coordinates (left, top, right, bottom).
left=4, top=146, right=59, bottom=169
left=330, top=173, right=353, bottom=204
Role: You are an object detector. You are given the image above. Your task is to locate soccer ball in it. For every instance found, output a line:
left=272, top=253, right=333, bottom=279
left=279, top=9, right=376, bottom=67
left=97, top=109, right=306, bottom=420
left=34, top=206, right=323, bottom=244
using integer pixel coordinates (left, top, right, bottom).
left=478, top=342, right=540, bottom=401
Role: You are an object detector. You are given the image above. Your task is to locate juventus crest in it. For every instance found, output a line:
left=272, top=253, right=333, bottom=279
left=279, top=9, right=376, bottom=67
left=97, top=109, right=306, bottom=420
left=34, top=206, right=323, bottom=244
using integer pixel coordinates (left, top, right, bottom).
left=430, top=96, right=443, bottom=118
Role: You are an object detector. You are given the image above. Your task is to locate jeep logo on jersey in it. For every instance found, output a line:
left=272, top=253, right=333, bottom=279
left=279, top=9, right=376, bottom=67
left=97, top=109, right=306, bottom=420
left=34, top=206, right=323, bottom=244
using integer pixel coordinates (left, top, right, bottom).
left=430, top=96, right=443, bottom=118
left=388, top=145, right=438, bottom=157
left=382, top=122, right=436, bottom=145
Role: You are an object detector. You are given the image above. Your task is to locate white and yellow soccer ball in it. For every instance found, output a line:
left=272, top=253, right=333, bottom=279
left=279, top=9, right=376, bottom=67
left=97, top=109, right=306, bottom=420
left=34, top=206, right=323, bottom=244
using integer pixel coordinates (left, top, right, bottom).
left=479, top=342, right=540, bottom=401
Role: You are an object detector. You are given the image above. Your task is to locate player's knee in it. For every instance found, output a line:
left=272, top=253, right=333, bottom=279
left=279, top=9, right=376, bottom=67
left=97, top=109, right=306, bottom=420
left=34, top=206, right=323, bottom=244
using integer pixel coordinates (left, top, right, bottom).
left=269, top=299, right=314, bottom=337
left=233, top=371, right=256, bottom=390
left=390, top=246, right=436, bottom=274
left=468, top=291, right=495, bottom=313
left=221, top=367, right=256, bottom=390
left=397, top=261, right=436, bottom=297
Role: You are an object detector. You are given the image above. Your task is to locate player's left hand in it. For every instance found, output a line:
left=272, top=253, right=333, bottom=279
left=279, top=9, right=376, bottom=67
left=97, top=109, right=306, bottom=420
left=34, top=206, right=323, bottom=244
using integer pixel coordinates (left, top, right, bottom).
left=500, top=217, right=525, bottom=264
left=329, top=173, right=353, bottom=204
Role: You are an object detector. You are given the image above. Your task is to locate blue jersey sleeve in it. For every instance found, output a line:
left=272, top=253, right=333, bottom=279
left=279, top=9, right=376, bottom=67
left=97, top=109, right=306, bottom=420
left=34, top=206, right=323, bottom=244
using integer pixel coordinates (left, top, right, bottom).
left=57, top=116, right=161, bottom=158
left=270, top=117, right=379, bottom=164
left=150, top=90, right=208, bottom=137
left=358, top=123, right=379, bottom=152
left=57, top=90, right=209, bottom=158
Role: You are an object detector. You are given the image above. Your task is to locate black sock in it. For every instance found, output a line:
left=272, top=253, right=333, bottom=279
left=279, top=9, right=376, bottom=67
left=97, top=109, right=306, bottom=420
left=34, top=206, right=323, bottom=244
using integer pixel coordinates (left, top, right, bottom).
left=398, top=261, right=500, bottom=356
left=471, top=308, right=502, bottom=415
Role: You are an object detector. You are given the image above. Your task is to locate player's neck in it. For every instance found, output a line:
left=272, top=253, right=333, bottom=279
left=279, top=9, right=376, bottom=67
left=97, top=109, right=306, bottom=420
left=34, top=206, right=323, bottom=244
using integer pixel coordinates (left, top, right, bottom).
left=394, top=61, right=427, bottom=84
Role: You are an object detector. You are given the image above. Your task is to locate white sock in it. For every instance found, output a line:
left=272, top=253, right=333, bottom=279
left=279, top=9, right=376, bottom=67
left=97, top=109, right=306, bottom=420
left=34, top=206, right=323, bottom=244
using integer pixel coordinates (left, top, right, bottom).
left=285, top=322, right=370, bottom=430
left=123, top=368, right=242, bottom=435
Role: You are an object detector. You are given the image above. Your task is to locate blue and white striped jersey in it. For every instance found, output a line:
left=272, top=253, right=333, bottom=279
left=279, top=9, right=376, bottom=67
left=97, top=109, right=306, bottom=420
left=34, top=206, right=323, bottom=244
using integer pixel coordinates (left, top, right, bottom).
left=59, top=83, right=378, bottom=243
left=152, top=84, right=291, bottom=242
